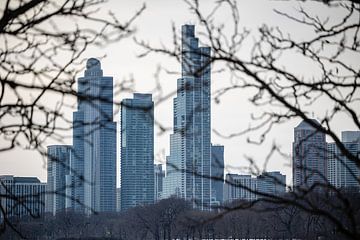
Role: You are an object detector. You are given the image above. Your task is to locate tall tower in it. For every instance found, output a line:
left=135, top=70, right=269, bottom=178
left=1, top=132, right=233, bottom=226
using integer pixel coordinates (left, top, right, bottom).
left=164, top=25, right=211, bottom=210
left=46, top=145, right=72, bottom=214
left=120, top=93, right=154, bottom=211
left=72, top=58, right=116, bottom=213
left=292, top=119, right=327, bottom=190
left=327, top=131, right=360, bottom=191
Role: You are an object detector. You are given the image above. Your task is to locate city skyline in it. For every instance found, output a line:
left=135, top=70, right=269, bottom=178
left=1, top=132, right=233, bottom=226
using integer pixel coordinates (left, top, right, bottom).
left=0, top=1, right=358, bottom=238
left=2, top=1, right=358, bottom=186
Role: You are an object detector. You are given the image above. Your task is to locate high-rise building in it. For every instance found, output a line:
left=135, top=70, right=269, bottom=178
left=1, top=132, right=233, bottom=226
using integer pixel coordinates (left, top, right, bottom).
left=256, top=171, right=286, bottom=196
left=163, top=25, right=212, bottom=210
left=72, top=58, right=116, bottom=213
left=292, top=119, right=327, bottom=190
left=154, top=164, right=165, bottom=201
left=211, top=144, right=224, bottom=203
left=46, top=145, right=72, bottom=214
left=223, top=174, right=257, bottom=202
left=120, top=93, right=154, bottom=211
left=328, top=131, right=360, bottom=191
left=0, top=175, right=45, bottom=222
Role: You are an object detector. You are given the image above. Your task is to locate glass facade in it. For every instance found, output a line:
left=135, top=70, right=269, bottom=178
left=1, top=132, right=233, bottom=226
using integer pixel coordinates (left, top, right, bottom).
left=46, top=145, right=72, bottom=214
left=164, top=25, right=211, bottom=210
left=0, top=176, right=45, bottom=221
left=292, top=119, right=327, bottom=190
left=223, top=174, right=257, bottom=202
left=120, top=93, right=154, bottom=211
left=211, top=145, right=224, bottom=203
left=327, top=131, right=360, bottom=191
left=72, top=58, right=116, bottom=213
left=256, top=171, right=286, bottom=196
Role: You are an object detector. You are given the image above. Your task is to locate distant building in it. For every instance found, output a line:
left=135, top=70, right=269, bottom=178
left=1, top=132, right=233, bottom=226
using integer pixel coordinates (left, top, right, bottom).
left=46, top=145, right=72, bottom=214
left=154, top=164, right=164, bottom=201
left=121, top=93, right=154, bottom=211
left=0, top=175, right=45, bottom=222
left=328, top=131, right=360, bottom=191
left=116, top=188, right=121, bottom=212
left=223, top=174, right=257, bottom=202
left=163, top=24, right=212, bottom=210
left=211, top=145, right=224, bottom=204
left=292, top=119, right=327, bottom=190
left=72, top=58, right=117, bottom=213
left=257, top=171, right=286, bottom=196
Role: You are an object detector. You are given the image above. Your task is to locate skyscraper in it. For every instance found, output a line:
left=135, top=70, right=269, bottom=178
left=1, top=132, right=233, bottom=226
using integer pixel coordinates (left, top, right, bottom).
left=46, top=145, right=72, bottom=214
left=120, top=93, right=154, bottom=211
left=328, top=131, right=360, bottom=191
left=292, top=119, right=327, bottom=190
left=72, top=58, right=116, bottom=213
left=211, top=144, right=224, bottom=203
left=0, top=175, right=45, bottom=222
left=163, top=25, right=211, bottom=210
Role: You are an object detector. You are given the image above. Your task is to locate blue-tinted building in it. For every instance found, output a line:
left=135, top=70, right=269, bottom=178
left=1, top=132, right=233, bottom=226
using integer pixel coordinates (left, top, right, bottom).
left=256, top=171, right=286, bottom=196
left=292, top=119, right=327, bottom=190
left=72, top=58, right=116, bottom=213
left=0, top=175, right=46, bottom=222
left=121, top=93, right=154, bottom=211
left=328, top=131, right=360, bottom=191
left=46, top=145, right=72, bottom=214
left=163, top=25, right=212, bottom=210
left=211, top=144, right=224, bottom=204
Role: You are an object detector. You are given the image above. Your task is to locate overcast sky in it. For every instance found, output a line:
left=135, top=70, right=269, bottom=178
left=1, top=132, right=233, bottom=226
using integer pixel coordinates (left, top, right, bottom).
left=0, top=0, right=357, bottom=186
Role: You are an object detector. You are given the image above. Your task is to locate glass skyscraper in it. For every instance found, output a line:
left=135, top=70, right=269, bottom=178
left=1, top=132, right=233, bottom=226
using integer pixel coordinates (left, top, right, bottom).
left=292, top=119, right=327, bottom=190
left=120, top=93, right=154, bottom=211
left=72, top=58, right=116, bottom=213
left=163, top=25, right=211, bottom=210
left=328, top=131, right=360, bottom=191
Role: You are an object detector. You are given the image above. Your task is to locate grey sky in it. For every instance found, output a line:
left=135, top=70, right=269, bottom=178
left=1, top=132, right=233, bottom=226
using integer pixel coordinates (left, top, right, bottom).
left=0, top=0, right=357, bottom=186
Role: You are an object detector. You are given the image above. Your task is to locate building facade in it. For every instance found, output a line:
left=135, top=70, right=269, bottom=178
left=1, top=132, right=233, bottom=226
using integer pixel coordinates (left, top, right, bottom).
left=211, top=145, right=224, bottom=204
left=46, top=145, right=72, bottom=214
left=292, top=119, right=327, bottom=190
left=154, top=164, right=164, bottom=201
left=0, top=176, right=45, bottom=222
left=163, top=25, right=212, bottom=210
left=256, top=171, right=286, bottom=196
left=72, top=58, right=116, bottom=213
left=223, top=174, right=257, bottom=202
left=328, top=131, right=360, bottom=191
left=121, top=93, right=154, bottom=211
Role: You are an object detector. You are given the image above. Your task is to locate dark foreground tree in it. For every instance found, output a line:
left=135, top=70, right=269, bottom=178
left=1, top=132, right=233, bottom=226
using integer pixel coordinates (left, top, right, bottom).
left=1, top=0, right=360, bottom=239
